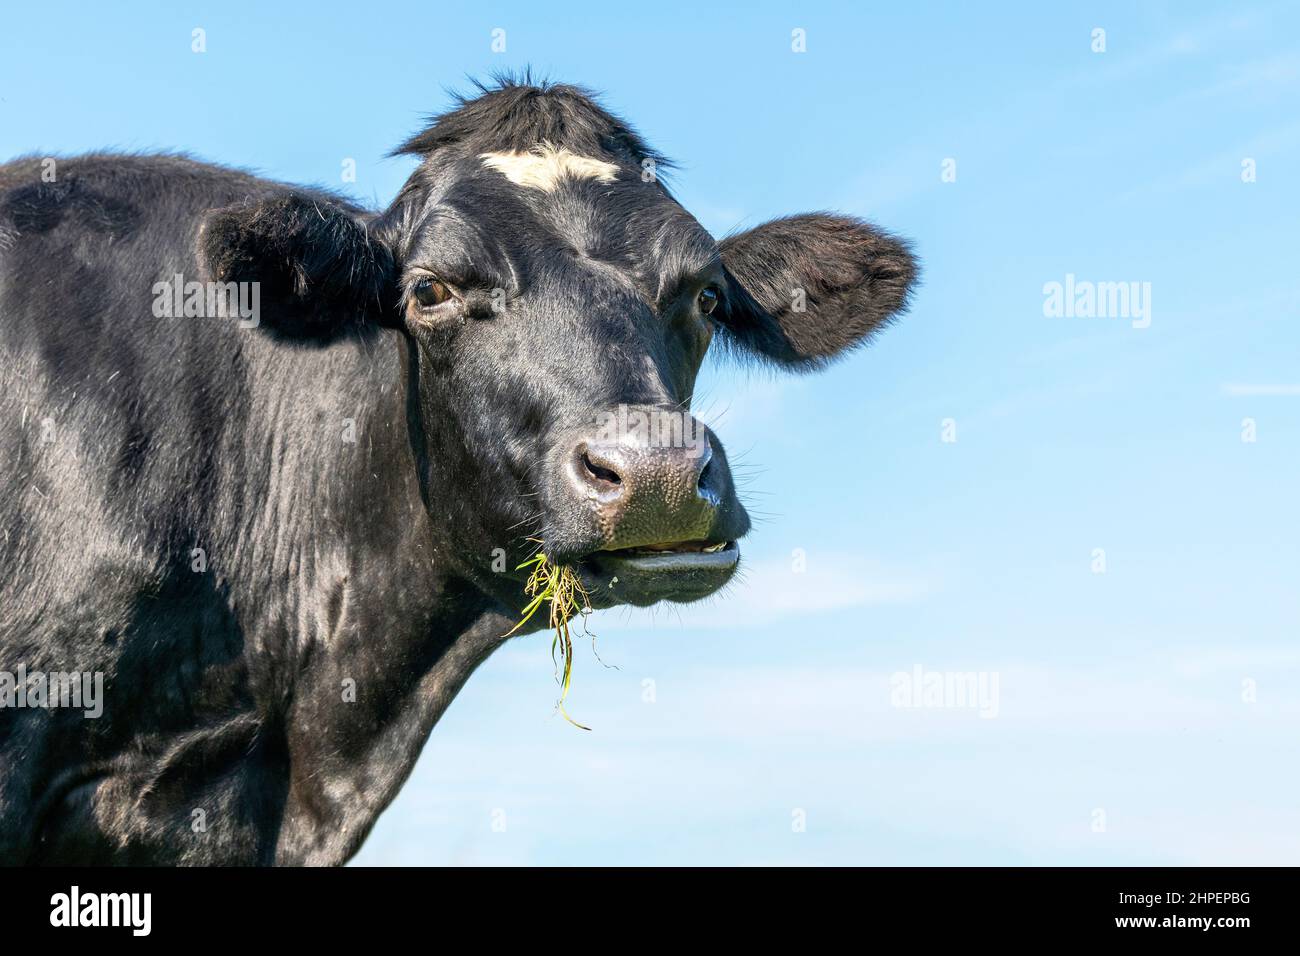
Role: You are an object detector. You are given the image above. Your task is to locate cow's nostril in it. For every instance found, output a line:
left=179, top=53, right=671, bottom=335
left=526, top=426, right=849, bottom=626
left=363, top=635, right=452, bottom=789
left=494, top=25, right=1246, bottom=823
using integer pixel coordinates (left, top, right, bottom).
left=581, top=450, right=622, bottom=486
left=696, top=454, right=715, bottom=496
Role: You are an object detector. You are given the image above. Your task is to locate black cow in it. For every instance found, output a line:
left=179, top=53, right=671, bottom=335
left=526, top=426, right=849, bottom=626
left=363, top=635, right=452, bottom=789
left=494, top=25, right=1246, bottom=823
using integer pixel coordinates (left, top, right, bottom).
left=0, top=78, right=916, bottom=864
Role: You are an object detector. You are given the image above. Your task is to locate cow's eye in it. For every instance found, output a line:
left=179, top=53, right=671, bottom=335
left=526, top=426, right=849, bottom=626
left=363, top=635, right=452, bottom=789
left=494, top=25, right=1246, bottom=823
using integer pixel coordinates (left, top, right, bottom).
left=698, top=286, right=721, bottom=316
left=412, top=277, right=454, bottom=309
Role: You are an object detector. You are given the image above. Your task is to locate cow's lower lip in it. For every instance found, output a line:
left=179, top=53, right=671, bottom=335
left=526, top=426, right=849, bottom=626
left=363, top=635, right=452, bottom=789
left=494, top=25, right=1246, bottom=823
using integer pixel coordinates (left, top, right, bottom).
left=577, top=541, right=739, bottom=607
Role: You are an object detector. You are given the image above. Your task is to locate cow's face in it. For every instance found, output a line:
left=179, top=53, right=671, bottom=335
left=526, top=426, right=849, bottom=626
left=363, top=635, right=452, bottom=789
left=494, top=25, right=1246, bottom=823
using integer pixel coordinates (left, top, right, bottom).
left=384, top=145, right=751, bottom=608
left=200, top=82, right=916, bottom=610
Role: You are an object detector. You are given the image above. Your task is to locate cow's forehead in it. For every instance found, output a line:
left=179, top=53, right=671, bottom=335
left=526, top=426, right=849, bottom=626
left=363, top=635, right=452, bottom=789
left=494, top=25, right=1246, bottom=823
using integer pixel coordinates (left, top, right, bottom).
left=406, top=150, right=721, bottom=287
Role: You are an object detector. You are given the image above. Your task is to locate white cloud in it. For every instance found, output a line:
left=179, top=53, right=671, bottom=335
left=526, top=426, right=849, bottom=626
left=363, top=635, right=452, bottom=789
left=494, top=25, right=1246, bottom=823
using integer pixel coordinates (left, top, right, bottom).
left=356, top=644, right=1300, bottom=865
left=1221, top=382, right=1300, bottom=396
left=1192, top=52, right=1300, bottom=101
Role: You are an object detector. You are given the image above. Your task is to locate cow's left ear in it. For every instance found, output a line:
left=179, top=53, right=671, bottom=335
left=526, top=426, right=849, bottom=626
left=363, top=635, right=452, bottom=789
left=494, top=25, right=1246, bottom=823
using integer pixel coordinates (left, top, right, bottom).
left=716, top=213, right=917, bottom=369
left=198, top=193, right=396, bottom=338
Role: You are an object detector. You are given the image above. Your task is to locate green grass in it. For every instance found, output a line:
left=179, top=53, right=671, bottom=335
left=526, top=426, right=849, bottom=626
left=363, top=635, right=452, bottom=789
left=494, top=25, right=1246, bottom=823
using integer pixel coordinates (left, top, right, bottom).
left=504, top=544, right=596, bottom=730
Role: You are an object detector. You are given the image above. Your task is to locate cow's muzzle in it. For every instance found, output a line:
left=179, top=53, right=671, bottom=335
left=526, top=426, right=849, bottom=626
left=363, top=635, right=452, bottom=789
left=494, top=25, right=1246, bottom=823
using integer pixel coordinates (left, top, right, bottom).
left=550, top=406, right=748, bottom=605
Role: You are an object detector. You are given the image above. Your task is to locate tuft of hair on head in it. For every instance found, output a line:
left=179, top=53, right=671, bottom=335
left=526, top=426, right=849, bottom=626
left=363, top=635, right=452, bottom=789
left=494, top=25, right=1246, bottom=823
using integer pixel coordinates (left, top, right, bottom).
left=390, top=70, right=673, bottom=177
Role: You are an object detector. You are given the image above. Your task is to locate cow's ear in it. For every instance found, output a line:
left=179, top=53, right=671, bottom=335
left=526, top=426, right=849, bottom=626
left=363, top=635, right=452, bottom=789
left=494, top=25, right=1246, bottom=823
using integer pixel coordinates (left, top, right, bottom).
left=198, top=193, right=397, bottom=338
left=715, top=213, right=917, bottom=369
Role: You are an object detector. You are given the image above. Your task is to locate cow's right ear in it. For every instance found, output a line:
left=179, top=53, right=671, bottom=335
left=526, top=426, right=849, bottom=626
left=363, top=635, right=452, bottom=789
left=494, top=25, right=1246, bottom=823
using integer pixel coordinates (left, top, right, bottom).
left=198, top=193, right=397, bottom=338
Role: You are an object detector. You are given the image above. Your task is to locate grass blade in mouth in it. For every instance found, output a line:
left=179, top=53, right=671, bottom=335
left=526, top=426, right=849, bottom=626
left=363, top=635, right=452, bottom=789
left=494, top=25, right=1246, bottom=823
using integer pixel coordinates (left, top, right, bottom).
left=504, top=544, right=594, bottom=730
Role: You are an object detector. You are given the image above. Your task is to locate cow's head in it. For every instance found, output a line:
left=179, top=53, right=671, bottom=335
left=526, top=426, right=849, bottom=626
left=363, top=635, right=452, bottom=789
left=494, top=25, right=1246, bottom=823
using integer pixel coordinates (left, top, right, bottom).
left=200, top=79, right=916, bottom=611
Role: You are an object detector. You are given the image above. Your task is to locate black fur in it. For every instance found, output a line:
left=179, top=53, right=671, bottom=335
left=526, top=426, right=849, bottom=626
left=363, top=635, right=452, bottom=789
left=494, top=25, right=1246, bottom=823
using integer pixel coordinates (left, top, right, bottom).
left=718, top=213, right=918, bottom=368
left=199, top=193, right=396, bottom=337
left=0, top=79, right=916, bottom=865
left=392, top=74, right=671, bottom=173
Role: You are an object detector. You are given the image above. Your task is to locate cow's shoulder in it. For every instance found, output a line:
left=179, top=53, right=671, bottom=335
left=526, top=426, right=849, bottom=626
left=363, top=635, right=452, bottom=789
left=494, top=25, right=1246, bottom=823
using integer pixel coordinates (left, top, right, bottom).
left=0, top=152, right=365, bottom=245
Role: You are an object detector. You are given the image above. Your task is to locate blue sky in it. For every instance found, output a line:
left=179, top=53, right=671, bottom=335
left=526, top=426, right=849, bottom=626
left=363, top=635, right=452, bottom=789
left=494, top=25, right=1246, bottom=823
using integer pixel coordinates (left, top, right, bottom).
left=4, top=1, right=1297, bottom=864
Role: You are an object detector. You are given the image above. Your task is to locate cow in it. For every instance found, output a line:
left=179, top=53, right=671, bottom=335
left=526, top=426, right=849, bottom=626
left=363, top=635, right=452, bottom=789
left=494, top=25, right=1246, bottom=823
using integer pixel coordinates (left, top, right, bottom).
left=0, top=77, right=917, bottom=865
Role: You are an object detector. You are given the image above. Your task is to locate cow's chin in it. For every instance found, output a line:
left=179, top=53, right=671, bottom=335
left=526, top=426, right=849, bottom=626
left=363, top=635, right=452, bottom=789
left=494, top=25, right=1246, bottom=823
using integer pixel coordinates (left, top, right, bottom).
left=576, top=541, right=740, bottom=607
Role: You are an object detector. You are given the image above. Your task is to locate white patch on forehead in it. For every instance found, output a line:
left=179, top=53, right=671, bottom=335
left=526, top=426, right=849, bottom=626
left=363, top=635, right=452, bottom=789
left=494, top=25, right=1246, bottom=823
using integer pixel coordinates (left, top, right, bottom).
left=478, top=143, right=619, bottom=192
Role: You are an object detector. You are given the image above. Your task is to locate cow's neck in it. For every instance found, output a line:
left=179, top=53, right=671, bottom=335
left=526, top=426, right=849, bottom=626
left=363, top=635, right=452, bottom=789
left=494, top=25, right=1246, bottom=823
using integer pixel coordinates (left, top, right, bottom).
left=240, top=328, right=514, bottom=863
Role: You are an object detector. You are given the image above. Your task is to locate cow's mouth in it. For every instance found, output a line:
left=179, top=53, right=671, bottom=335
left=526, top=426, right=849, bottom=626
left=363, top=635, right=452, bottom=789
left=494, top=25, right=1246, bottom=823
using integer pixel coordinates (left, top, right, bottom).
left=577, top=540, right=739, bottom=607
